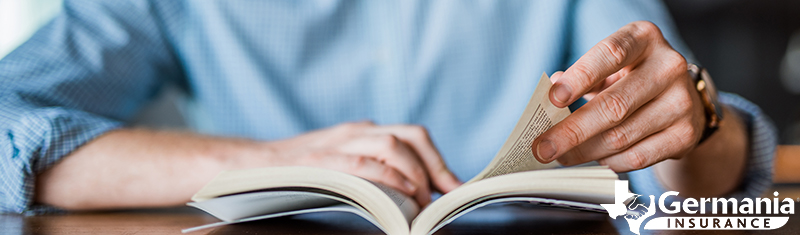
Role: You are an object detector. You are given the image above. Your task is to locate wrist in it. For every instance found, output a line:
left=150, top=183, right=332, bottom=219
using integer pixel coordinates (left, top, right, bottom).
left=694, top=105, right=748, bottom=152
left=204, top=137, right=278, bottom=171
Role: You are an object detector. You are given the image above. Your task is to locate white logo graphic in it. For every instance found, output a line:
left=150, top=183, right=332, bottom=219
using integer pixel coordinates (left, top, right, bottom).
left=601, top=180, right=793, bottom=234
left=601, top=180, right=655, bottom=235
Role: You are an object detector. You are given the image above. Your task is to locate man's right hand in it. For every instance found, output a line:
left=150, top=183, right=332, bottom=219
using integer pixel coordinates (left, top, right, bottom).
left=36, top=122, right=460, bottom=210
left=261, top=121, right=462, bottom=206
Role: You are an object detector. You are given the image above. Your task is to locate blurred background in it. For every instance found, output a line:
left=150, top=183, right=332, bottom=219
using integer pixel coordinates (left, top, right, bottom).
left=665, top=0, right=800, bottom=145
left=2, top=0, right=800, bottom=144
left=0, top=0, right=61, bottom=57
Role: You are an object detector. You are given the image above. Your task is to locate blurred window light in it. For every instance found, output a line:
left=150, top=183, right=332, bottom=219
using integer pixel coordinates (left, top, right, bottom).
left=0, top=0, right=63, bottom=59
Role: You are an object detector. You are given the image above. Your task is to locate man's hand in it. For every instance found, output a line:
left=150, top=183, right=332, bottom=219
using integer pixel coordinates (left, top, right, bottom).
left=266, top=121, right=462, bottom=206
left=532, top=21, right=706, bottom=172
left=36, top=122, right=460, bottom=210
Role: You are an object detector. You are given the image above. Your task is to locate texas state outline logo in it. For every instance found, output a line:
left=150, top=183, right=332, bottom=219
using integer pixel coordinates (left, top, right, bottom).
left=601, top=180, right=794, bottom=234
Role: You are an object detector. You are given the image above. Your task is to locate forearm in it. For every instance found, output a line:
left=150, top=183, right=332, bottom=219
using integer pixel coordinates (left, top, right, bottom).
left=33, top=123, right=461, bottom=211
left=653, top=105, right=749, bottom=198
left=34, top=128, right=272, bottom=210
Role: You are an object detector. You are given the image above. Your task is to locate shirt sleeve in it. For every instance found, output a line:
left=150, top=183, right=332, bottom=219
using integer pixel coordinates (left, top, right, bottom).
left=0, top=0, right=182, bottom=214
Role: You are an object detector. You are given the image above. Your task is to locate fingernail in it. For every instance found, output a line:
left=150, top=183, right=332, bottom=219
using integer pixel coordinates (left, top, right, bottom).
left=536, top=140, right=557, bottom=161
left=553, top=83, right=572, bottom=105
left=404, top=181, right=417, bottom=193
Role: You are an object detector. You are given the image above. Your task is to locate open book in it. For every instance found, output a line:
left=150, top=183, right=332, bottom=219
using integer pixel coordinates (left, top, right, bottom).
left=183, top=73, right=618, bottom=235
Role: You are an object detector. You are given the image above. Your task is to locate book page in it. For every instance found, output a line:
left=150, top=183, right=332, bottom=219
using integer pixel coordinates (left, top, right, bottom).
left=410, top=167, right=617, bottom=235
left=465, top=73, right=570, bottom=184
left=187, top=190, right=342, bottom=222
left=370, top=182, right=420, bottom=223
left=183, top=204, right=380, bottom=233
left=190, top=167, right=414, bottom=235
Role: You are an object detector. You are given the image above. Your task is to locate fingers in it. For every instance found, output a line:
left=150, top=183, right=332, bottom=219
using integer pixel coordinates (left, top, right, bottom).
left=556, top=91, right=678, bottom=166
left=585, top=68, right=631, bottom=100
left=534, top=55, right=676, bottom=163
left=550, top=21, right=662, bottom=107
left=323, top=122, right=461, bottom=204
left=598, top=123, right=698, bottom=172
left=535, top=22, right=700, bottom=172
left=324, top=153, right=417, bottom=196
left=550, top=71, right=564, bottom=83
left=370, top=125, right=462, bottom=193
left=338, top=135, right=433, bottom=206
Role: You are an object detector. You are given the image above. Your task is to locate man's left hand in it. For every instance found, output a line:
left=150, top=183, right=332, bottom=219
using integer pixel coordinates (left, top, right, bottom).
left=533, top=21, right=706, bottom=172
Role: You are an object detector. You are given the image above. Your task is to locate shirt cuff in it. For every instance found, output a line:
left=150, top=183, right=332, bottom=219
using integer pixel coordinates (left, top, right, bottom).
left=627, top=92, right=777, bottom=199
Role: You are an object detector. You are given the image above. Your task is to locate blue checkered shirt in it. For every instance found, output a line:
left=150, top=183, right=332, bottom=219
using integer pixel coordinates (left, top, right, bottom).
left=0, top=0, right=777, bottom=214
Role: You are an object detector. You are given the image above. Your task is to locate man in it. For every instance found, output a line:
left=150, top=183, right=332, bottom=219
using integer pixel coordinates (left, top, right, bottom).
left=0, top=0, right=775, bottom=214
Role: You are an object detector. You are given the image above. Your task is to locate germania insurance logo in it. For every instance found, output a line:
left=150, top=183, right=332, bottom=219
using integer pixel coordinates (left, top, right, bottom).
left=601, top=180, right=794, bottom=234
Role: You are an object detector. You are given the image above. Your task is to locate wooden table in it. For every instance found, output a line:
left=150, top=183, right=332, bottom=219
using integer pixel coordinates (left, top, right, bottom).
left=3, top=202, right=800, bottom=234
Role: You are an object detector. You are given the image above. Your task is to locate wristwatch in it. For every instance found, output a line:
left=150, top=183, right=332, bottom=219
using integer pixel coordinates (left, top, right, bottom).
left=688, top=63, right=723, bottom=144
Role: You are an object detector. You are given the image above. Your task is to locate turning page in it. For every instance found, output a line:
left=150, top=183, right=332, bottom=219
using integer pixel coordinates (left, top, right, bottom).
left=466, top=73, right=571, bottom=183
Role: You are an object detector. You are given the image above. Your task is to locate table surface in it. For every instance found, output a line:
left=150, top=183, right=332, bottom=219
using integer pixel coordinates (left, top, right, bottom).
left=3, top=201, right=800, bottom=235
